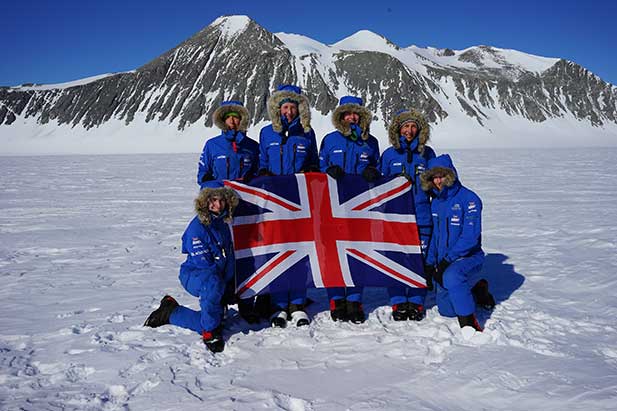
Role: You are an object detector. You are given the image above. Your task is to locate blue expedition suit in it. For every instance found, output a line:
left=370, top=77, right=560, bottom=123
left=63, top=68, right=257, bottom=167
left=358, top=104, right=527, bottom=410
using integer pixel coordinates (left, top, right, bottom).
left=259, top=118, right=318, bottom=175
left=425, top=155, right=484, bottom=317
left=260, top=117, right=319, bottom=310
left=319, top=131, right=380, bottom=302
left=379, top=137, right=436, bottom=306
left=169, top=213, right=235, bottom=333
left=197, top=130, right=259, bottom=188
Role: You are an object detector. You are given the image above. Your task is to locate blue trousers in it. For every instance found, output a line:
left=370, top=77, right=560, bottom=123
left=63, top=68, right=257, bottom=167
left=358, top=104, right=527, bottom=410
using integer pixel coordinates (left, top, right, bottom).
left=435, top=254, right=484, bottom=317
left=388, top=231, right=430, bottom=305
left=327, top=287, right=362, bottom=302
left=169, top=270, right=225, bottom=334
left=272, top=289, right=307, bottom=310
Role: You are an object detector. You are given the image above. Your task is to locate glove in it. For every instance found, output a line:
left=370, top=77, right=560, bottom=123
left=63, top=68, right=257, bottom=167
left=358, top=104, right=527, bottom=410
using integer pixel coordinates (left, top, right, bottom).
left=238, top=172, right=254, bottom=184
left=301, top=165, right=320, bottom=173
left=326, top=165, right=345, bottom=180
left=362, top=166, right=381, bottom=182
left=201, top=171, right=214, bottom=183
left=423, top=265, right=435, bottom=290
left=257, top=168, right=275, bottom=177
left=433, top=259, right=451, bottom=287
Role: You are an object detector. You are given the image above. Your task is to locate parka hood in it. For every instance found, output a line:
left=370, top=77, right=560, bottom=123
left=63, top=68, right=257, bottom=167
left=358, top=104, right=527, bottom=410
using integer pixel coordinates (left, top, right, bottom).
left=213, top=101, right=250, bottom=133
left=195, top=186, right=240, bottom=226
left=267, top=85, right=312, bottom=133
left=388, top=109, right=430, bottom=152
left=331, top=96, right=372, bottom=141
left=420, top=154, right=458, bottom=192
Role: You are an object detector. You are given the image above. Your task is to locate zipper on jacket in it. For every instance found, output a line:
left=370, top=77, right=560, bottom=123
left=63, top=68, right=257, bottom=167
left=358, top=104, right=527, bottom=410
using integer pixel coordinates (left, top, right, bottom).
left=280, top=144, right=284, bottom=176
left=355, top=153, right=359, bottom=174
left=226, top=157, right=230, bottom=180
left=343, top=151, right=347, bottom=171
left=292, top=144, right=297, bottom=173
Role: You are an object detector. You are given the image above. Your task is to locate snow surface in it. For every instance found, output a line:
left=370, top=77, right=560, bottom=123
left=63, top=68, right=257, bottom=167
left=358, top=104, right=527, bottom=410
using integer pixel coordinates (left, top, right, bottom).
left=11, top=72, right=132, bottom=90
left=1, top=149, right=617, bottom=410
left=212, top=15, right=251, bottom=40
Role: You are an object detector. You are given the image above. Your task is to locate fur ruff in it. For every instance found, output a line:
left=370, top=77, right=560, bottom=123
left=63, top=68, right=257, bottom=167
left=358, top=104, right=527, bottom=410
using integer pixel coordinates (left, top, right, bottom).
left=195, top=187, right=240, bottom=226
left=267, top=90, right=312, bottom=133
left=213, top=104, right=250, bottom=132
left=331, top=103, right=372, bottom=140
left=388, top=110, right=430, bottom=152
left=420, top=167, right=456, bottom=192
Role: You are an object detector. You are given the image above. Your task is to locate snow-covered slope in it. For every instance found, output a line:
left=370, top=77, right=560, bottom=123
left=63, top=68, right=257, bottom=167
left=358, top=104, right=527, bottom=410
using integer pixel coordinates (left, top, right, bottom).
left=1, top=149, right=616, bottom=410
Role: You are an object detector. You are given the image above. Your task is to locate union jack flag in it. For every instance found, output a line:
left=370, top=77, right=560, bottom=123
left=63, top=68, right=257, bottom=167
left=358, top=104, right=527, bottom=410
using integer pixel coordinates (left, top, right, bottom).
left=224, top=173, right=426, bottom=298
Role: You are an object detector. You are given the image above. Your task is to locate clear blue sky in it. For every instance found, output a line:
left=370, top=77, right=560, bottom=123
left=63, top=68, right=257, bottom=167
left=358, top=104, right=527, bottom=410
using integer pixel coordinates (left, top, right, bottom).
left=2, top=0, right=616, bottom=86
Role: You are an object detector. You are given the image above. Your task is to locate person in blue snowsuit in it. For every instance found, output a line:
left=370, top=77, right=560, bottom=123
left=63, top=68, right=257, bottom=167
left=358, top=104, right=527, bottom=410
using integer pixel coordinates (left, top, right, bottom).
left=379, top=109, right=436, bottom=322
left=144, top=185, right=239, bottom=353
left=319, top=95, right=381, bottom=324
left=421, top=154, right=495, bottom=333
left=258, top=84, right=318, bottom=328
left=197, top=100, right=259, bottom=188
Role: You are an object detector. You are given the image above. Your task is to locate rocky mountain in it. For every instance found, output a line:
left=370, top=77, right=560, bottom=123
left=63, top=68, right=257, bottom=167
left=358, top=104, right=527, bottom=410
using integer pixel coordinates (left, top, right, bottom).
left=1, top=15, right=615, bottom=142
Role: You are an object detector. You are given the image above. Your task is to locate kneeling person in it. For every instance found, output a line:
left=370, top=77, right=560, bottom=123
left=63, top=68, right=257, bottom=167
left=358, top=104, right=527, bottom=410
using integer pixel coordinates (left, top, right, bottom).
left=144, top=185, right=239, bottom=353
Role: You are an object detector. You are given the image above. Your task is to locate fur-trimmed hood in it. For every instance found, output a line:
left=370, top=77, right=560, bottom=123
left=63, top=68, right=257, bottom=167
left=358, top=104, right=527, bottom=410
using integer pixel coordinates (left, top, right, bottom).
left=213, top=101, right=250, bottom=133
left=388, top=109, right=430, bottom=152
left=420, top=154, right=459, bottom=193
left=194, top=186, right=240, bottom=226
left=267, top=85, right=312, bottom=133
left=331, top=96, right=372, bottom=141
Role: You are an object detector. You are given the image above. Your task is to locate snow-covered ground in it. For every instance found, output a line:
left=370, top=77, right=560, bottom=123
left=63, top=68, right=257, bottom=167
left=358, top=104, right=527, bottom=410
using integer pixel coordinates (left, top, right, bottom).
left=1, top=149, right=616, bottom=410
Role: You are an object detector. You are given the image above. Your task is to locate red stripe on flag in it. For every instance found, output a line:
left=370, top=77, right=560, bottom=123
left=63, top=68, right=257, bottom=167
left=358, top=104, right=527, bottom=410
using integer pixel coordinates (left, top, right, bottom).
left=238, top=249, right=297, bottom=295
left=347, top=248, right=426, bottom=288
left=352, top=180, right=412, bottom=211
left=225, top=181, right=302, bottom=211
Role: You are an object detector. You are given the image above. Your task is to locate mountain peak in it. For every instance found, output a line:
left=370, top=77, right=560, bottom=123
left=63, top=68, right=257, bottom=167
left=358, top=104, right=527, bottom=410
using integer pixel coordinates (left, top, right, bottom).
left=333, top=30, right=399, bottom=52
left=211, top=15, right=252, bottom=39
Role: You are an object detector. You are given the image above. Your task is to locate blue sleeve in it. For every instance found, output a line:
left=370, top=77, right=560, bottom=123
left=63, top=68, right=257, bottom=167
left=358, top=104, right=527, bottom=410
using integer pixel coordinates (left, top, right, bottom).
left=445, top=194, right=483, bottom=262
left=370, top=138, right=380, bottom=167
left=425, top=204, right=439, bottom=266
left=259, top=129, right=268, bottom=171
left=249, top=139, right=260, bottom=176
left=425, top=146, right=437, bottom=161
left=197, top=142, right=211, bottom=187
left=378, top=150, right=389, bottom=176
left=319, top=137, right=329, bottom=172
left=307, top=129, right=319, bottom=169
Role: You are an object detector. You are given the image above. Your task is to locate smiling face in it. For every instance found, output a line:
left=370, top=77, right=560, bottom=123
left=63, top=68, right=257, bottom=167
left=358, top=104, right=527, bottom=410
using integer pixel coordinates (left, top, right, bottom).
left=400, top=121, right=419, bottom=142
left=342, top=111, right=360, bottom=126
left=432, top=173, right=446, bottom=191
left=208, top=196, right=226, bottom=215
left=280, top=102, right=298, bottom=123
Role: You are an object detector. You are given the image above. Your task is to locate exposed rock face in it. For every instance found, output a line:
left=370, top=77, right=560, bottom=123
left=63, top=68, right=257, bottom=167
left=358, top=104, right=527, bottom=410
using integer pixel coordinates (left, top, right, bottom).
left=1, top=16, right=615, bottom=133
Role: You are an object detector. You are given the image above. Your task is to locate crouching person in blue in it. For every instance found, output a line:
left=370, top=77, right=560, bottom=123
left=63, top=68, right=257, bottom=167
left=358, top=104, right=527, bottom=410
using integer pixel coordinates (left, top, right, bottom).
left=144, top=185, right=239, bottom=353
left=420, top=154, right=495, bottom=334
left=197, top=100, right=259, bottom=188
left=319, top=96, right=381, bottom=323
left=379, top=109, right=436, bottom=321
left=259, top=84, right=318, bottom=328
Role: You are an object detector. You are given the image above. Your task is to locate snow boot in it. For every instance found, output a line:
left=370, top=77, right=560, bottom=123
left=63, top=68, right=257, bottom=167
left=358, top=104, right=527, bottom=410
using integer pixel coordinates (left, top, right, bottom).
left=238, top=298, right=260, bottom=324
left=330, top=299, right=348, bottom=322
left=457, top=314, right=483, bottom=332
left=202, top=327, right=224, bottom=353
left=289, top=304, right=310, bottom=327
left=270, top=310, right=288, bottom=328
left=144, top=295, right=178, bottom=328
left=255, top=294, right=273, bottom=319
left=471, top=279, right=496, bottom=309
left=392, top=303, right=409, bottom=321
left=407, top=303, right=425, bottom=321
left=346, top=301, right=366, bottom=324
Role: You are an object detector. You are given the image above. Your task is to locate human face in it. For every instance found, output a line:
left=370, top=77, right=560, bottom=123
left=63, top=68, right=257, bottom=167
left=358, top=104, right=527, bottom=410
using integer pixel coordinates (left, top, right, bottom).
left=432, top=174, right=446, bottom=191
left=208, top=196, right=226, bottom=215
left=225, top=115, right=240, bottom=131
left=280, top=102, right=298, bottom=123
left=400, top=122, right=418, bottom=142
left=342, top=112, right=360, bottom=125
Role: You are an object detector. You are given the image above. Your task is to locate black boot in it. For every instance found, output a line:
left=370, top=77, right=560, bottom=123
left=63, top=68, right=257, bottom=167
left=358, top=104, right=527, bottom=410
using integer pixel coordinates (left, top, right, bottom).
left=254, top=294, right=273, bottom=319
left=330, top=299, right=348, bottom=322
left=202, top=326, right=224, bottom=353
left=144, top=295, right=179, bottom=328
left=238, top=298, right=260, bottom=324
left=392, top=302, right=409, bottom=321
left=471, top=279, right=496, bottom=309
left=457, top=314, right=483, bottom=331
left=346, top=301, right=366, bottom=324
left=270, top=309, right=288, bottom=328
left=407, top=303, right=425, bottom=321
